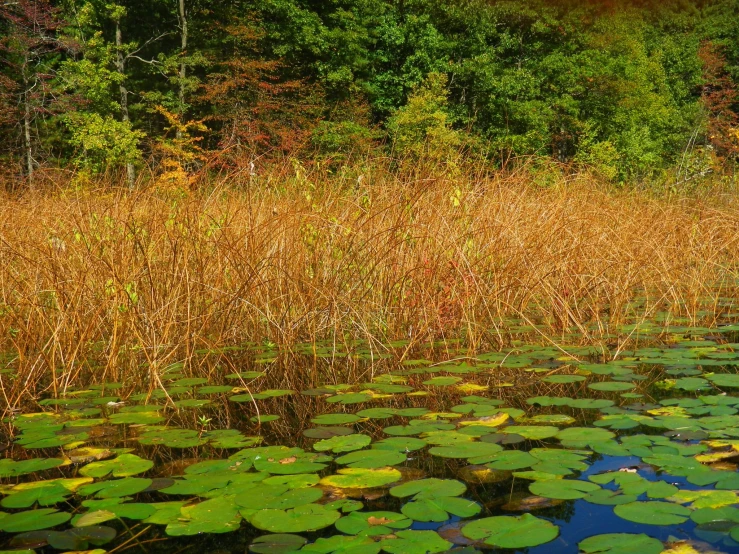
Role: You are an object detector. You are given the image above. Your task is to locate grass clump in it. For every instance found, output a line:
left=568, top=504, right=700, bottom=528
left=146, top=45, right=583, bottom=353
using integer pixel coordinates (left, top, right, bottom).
left=0, top=163, right=738, bottom=410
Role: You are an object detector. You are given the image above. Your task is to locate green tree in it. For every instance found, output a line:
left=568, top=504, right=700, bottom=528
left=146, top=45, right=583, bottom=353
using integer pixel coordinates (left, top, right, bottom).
left=387, top=72, right=461, bottom=166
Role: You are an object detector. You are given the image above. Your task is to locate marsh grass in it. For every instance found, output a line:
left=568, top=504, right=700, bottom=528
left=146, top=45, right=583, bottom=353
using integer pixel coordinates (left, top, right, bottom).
left=1, top=161, right=738, bottom=413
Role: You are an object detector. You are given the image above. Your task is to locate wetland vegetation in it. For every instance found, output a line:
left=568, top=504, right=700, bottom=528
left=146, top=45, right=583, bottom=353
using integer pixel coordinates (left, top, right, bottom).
left=1, top=173, right=739, bottom=553
left=3, top=0, right=739, bottom=552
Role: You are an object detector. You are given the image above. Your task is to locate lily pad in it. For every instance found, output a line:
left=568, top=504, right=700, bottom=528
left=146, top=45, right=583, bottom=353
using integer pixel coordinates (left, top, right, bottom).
left=0, top=458, right=64, bottom=478
left=461, top=513, right=559, bottom=548
left=379, top=530, right=452, bottom=554
left=529, top=479, right=600, bottom=500
left=79, top=454, right=153, bottom=478
left=543, top=374, right=586, bottom=384
left=401, top=497, right=481, bottom=522
left=250, top=504, right=341, bottom=533
left=78, top=478, right=153, bottom=499
left=390, top=479, right=467, bottom=499
left=235, top=485, right=323, bottom=510
left=372, top=437, right=427, bottom=452
left=250, top=534, right=308, bottom=554
left=311, top=414, right=360, bottom=425
left=313, top=434, right=371, bottom=453
left=708, top=374, right=739, bottom=388
left=501, top=426, right=559, bottom=440
left=556, top=427, right=615, bottom=446
left=320, top=468, right=402, bottom=489
left=166, top=496, right=242, bottom=536
left=427, top=442, right=503, bottom=461
left=588, top=382, right=636, bottom=392
left=613, top=501, right=691, bottom=525
left=335, top=511, right=412, bottom=535
left=0, top=509, right=71, bottom=532
left=335, top=449, right=406, bottom=469
left=481, top=450, right=537, bottom=471
left=578, top=533, right=664, bottom=554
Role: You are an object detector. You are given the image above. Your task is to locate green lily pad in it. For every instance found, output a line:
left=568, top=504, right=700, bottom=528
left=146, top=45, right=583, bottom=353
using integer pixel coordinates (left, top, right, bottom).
left=613, top=501, right=691, bottom=525
left=311, top=414, right=361, bottom=425
left=173, top=399, right=212, bottom=409
left=588, top=382, right=635, bottom=392
left=0, top=508, right=71, bottom=532
left=106, top=503, right=156, bottom=520
left=427, top=442, right=503, bottom=460
left=390, top=479, right=466, bottom=499
left=383, top=423, right=454, bottom=436
left=543, top=374, right=586, bottom=384
left=372, top=437, right=427, bottom=452
left=320, top=468, right=402, bottom=489
left=255, top=459, right=329, bottom=475
left=578, top=533, right=664, bottom=554
left=235, top=485, right=323, bottom=510
left=379, top=530, right=452, bottom=554
left=79, top=454, right=153, bottom=478
left=708, top=374, right=739, bottom=387
left=250, top=504, right=340, bottom=533
left=142, top=502, right=188, bottom=525
left=325, top=393, right=373, bottom=404
left=501, top=426, right=559, bottom=440
left=461, top=513, right=559, bottom=548
left=196, top=385, right=234, bottom=394
left=584, top=488, right=638, bottom=505
left=313, top=434, right=371, bottom=453
left=401, top=497, right=481, bottom=522
left=568, top=399, right=614, bottom=409
left=335, top=511, right=412, bottom=535
left=72, top=510, right=117, bottom=527
left=0, top=458, right=64, bottom=478
left=166, top=496, right=242, bottom=536
left=691, top=506, right=739, bottom=525
left=478, top=450, right=536, bottom=471
left=556, top=427, right=615, bottom=446
left=108, top=412, right=165, bottom=425
left=263, top=474, right=320, bottom=489
left=250, top=534, right=308, bottom=554
left=529, top=479, right=600, bottom=499
left=78, top=478, right=153, bottom=499
left=335, top=449, right=406, bottom=469
left=138, top=428, right=206, bottom=448
left=423, top=376, right=462, bottom=386
left=1, top=482, right=72, bottom=508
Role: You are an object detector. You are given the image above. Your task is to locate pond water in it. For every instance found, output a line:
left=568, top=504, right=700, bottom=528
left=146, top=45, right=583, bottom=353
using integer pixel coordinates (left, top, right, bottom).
left=4, top=319, right=739, bottom=553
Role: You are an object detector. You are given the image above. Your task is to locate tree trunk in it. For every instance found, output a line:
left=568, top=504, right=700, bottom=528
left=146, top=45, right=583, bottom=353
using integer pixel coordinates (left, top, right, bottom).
left=115, top=20, right=136, bottom=188
left=22, top=56, right=33, bottom=189
left=177, top=0, right=187, bottom=140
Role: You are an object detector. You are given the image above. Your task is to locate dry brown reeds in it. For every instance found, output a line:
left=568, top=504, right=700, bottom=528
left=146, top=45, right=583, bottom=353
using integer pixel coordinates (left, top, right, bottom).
left=0, top=162, right=738, bottom=411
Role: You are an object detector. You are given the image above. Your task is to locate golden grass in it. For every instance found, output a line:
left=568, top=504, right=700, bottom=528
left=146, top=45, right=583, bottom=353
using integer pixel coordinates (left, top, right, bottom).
left=1, top=163, right=738, bottom=411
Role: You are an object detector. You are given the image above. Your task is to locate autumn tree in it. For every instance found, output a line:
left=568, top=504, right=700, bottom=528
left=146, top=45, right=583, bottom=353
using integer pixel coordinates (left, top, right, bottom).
left=699, top=41, right=739, bottom=160
left=198, top=14, right=317, bottom=164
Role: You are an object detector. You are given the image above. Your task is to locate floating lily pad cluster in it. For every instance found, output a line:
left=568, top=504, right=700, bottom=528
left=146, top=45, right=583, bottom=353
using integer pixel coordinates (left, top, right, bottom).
left=4, top=326, right=739, bottom=552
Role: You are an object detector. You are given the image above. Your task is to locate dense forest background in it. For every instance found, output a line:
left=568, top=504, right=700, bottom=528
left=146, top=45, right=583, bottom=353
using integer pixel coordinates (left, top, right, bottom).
left=1, top=0, right=738, bottom=189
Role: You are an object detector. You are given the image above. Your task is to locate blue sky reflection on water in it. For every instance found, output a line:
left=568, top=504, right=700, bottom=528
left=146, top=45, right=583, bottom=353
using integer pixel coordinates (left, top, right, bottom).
left=524, top=455, right=739, bottom=554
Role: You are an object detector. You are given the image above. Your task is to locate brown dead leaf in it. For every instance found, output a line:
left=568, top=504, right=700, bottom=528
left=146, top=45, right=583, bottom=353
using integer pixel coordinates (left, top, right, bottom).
left=367, top=516, right=394, bottom=526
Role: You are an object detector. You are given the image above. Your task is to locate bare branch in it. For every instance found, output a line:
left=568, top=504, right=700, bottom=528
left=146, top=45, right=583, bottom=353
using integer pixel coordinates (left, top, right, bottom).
left=125, top=31, right=174, bottom=60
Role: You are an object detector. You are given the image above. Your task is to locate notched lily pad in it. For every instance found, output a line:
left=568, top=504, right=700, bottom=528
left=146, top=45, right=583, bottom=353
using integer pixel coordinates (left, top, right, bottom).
left=461, top=513, right=559, bottom=548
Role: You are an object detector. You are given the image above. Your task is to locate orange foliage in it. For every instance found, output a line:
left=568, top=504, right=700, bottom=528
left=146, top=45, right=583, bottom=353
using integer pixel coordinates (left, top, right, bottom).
left=699, top=41, right=739, bottom=160
left=199, top=21, right=319, bottom=163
